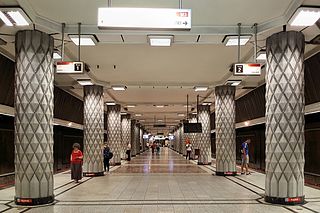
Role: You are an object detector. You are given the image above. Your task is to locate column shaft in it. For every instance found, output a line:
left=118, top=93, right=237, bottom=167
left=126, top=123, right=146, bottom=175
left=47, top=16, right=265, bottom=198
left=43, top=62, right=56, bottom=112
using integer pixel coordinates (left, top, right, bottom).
left=265, top=31, right=305, bottom=205
left=121, top=115, right=131, bottom=160
left=83, top=85, right=104, bottom=176
left=107, top=104, right=121, bottom=165
left=197, top=105, right=211, bottom=165
left=15, top=30, right=54, bottom=205
left=215, top=86, right=236, bottom=176
left=131, top=120, right=137, bottom=156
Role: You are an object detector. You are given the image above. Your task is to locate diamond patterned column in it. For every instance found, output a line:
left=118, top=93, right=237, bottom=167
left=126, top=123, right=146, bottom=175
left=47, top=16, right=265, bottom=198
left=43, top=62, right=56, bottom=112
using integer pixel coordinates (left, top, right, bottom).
left=131, top=120, right=137, bottom=156
left=179, top=125, right=183, bottom=154
left=188, top=115, right=197, bottom=159
left=107, top=104, right=121, bottom=165
left=83, top=85, right=104, bottom=176
left=136, top=124, right=141, bottom=155
left=197, top=105, right=211, bottom=165
left=265, top=31, right=305, bottom=205
left=215, top=85, right=236, bottom=176
left=14, top=30, right=54, bottom=205
left=121, top=115, right=131, bottom=159
left=181, top=120, right=187, bottom=156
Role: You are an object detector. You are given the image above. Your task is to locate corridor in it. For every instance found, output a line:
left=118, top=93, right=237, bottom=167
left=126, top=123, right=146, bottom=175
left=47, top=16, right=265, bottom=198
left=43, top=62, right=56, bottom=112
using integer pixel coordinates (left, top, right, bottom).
left=0, top=148, right=319, bottom=213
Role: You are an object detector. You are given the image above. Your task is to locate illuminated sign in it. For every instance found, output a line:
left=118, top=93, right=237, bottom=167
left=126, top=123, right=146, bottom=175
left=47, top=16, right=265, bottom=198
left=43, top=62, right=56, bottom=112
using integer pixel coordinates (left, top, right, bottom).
left=98, top=8, right=191, bottom=30
left=56, top=61, right=84, bottom=74
left=234, top=63, right=261, bottom=76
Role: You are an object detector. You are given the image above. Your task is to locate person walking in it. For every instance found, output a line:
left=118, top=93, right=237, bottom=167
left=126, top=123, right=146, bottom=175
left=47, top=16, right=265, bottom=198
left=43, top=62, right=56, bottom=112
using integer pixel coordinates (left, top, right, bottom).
left=70, top=143, right=83, bottom=183
left=241, top=139, right=251, bottom=175
left=126, top=143, right=131, bottom=161
left=186, top=142, right=192, bottom=160
left=103, top=145, right=113, bottom=173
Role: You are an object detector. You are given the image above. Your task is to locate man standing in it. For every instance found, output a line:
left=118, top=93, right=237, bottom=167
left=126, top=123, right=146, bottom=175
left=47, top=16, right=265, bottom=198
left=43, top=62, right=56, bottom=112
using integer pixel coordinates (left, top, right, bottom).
left=241, top=139, right=251, bottom=175
left=103, top=145, right=113, bottom=173
left=126, top=143, right=131, bottom=161
left=186, top=141, right=192, bottom=160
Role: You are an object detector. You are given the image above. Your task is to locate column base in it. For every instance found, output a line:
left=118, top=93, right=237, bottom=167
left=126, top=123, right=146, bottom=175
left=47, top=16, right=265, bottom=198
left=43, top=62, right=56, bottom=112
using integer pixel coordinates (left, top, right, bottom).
left=265, top=195, right=305, bottom=205
left=198, top=162, right=212, bottom=165
left=83, top=172, right=104, bottom=177
left=15, top=196, right=54, bottom=206
left=215, top=171, right=237, bottom=176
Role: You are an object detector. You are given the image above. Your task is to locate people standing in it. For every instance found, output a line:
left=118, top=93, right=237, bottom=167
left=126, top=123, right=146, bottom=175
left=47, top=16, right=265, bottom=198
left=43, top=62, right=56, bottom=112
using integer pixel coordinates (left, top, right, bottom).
left=186, top=142, right=192, bottom=160
left=103, top=145, right=113, bottom=172
left=70, top=143, right=83, bottom=183
left=241, top=139, right=251, bottom=175
left=126, top=143, right=131, bottom=161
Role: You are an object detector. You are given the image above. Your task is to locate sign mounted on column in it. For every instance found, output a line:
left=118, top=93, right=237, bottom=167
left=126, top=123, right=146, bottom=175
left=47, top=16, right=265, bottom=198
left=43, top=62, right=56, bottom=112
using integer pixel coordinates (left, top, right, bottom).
left=55, top=61, right=84, bottom=74
left=233, top=63, right=261, bottom=76
left=98, top=8, right=191, bottom=30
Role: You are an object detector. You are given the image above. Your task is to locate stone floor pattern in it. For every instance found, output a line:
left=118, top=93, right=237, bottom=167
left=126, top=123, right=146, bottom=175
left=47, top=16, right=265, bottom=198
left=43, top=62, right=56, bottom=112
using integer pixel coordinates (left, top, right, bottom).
left=0, top=147, right=319, bottom=213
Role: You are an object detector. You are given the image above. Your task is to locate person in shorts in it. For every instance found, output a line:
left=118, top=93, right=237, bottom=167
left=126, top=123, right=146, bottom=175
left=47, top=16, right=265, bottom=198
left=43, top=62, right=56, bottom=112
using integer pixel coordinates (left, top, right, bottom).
left=241, top=139, right=251, bottom=175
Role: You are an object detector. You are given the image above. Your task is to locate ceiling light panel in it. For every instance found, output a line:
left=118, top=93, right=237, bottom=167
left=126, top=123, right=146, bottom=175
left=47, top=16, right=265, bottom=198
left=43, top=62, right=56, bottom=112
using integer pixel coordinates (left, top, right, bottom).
left=106, top=102, right=116, bottom=105
left=194, top=86, right=208, bottom=92
left=289, top=7, right=320, bottom=26
left=77, top=79, right=94, bottom=86
left=69, top=34, right=98, bottom=46
left=223, top=35, right=251, bottom=46
left=112, top=85, right=127, bottom=91
left=0, top=8, right=31, bottom=26
left=148, top=35, right=173, bottom=47
left=225, top=80, right=242, bottom=86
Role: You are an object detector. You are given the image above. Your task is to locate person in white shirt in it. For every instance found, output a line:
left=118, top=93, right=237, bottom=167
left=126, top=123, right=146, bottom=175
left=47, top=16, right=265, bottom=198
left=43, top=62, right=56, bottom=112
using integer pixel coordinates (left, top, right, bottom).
left=186, top=143, right=192, bottom=160
left=126, top=143, right=131, bottom=161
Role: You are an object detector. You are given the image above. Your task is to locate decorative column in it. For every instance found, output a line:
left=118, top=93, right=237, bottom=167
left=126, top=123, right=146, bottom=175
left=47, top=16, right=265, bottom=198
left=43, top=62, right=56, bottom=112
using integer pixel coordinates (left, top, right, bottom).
left=140, top=127, right=143, bottom=152
left=181, top=120, right=187, bottom=156
left=189, top=115, right=197, bottom=159
left=215, top=85, right=236, bottom=176
left=265, top=31, right=305, bottom=205
left=179, top=124, right=183, bottom=154
left=107, top=104, right=121, bottom=165
left=131, top=120, right=137, bottom=157
left=135, top=124, right=140, bottom=155
left=15, top=30, right=54, bottom=205
left=83, top=85, right=104, bottom=176
left=197, top=105, right=211, bottom=165
left=121, top=114, right=131, bottom=160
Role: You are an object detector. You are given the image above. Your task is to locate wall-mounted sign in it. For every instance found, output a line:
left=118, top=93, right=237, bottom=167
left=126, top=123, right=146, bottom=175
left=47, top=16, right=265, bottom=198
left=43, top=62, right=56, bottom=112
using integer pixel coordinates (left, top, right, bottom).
left=98, top=8, right=191, bottom=30
left=55, top=61, right=84, bottom=74
left=234, top=63, right=261, bottom=76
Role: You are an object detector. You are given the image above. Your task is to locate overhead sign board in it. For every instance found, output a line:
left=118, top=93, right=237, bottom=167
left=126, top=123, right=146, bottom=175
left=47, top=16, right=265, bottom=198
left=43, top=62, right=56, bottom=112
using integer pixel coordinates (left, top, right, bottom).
left=55, top=61, right=84, bottom=74
left=234, top=63, right=261, bottom=76
left=98, top=8, right=191, bottom=30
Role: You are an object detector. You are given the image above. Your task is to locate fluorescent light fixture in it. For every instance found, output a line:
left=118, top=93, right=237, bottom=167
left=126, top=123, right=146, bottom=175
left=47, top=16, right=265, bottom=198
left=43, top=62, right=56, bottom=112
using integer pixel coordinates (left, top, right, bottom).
left=106, top=102, right=116, bottom=105
left=0, top=11, right=13, bottom=26
left=223, top=35, right=251, bottom=46
left=112, top=85, right=127, bottom=91
left=135, top=114, right=142, bottom=117
left=178, top=113, right=185, bottom=117
left=69, top=34, right=98, bottom=46
left=120, top=112, right=127, bottom=115
left=77, top=79, right=94, bottom=86
left=126, top=105, right=136, bottom=108
left=148, top=35, right=173, bottom=47
left=155, top=105, right=165, bottom=108
left=244, top=121, right=249, bottom=126
left=225, top=80, right=242, bottom=86
left=202, top=102, right=212, bottom=106
left=53, top=52, right=61, bottom=60
left=192, top=112, right=197, bottom=115
left=157, top=120, right=163, bottom=122
left=0, top=8, right=31, bottom=26
left=289, top=7, right=320, bottom=26
left=98, top=8, right=191, bottom=30
left=256, top=50, right=266, bottom=60
left=139, top=120, right=145, bottom=122
left=194, top=86, right=208, bottom=92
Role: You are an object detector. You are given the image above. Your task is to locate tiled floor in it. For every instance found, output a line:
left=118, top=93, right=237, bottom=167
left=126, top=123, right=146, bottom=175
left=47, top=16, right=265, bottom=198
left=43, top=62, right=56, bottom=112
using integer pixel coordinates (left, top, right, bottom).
left=0, top=148, right=319, bottom=213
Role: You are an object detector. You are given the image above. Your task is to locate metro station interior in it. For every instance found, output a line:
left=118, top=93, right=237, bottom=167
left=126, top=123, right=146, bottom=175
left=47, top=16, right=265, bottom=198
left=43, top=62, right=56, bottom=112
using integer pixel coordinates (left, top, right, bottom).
left=0, top=0, right=320, bottom=212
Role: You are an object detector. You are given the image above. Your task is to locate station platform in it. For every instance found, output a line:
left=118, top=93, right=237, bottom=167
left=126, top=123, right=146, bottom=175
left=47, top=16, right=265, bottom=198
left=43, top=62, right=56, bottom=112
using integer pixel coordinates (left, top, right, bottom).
left=0, top=148, right=319, bottom=213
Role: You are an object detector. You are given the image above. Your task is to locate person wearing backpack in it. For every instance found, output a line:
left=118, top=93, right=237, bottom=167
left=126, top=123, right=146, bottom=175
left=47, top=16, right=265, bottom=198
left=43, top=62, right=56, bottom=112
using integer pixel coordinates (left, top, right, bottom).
left=103, top=145, right=113, bottom=172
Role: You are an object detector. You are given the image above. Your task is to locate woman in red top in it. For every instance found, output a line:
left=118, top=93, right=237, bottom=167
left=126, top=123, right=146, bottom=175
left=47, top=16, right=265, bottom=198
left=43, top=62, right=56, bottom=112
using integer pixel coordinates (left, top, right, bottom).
left=70, top=143, right=83, bottom=183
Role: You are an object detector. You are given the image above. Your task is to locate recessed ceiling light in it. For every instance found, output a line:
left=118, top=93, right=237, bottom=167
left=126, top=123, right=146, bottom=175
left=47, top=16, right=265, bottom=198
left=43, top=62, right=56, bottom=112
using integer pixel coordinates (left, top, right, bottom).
left=155, top=105, right=165, bottom=108
left=202, top=102, right=212, bottom=106
left=194, top=86, right=208, bottom=92
left=289, top=7, right=320, bottom=26
left=68, top=122, right=73, bottom=127
left=139, top=119, right=145, bottom=122
left=256, top=50, right=266, bottom=61
left=178, top=113, right=185, bottom=117
left=225, top=80, right=242, bottom=86
left=157, top=120, right=163, bottom=122
left=120, top=112, right=127, bottom=115
left=112, top=85, right=127, bottom=91
left=223, top=35, right=251, bottom=46
left=77, top=79, right=94, bottom=86
left=69, top=34, right=98, bottom=46
left=106, top=102, right=116, bottom=105
left=135, top=114, right=142, bottom=117
left=126, top=105, right=136, bottom=108
left=192, top=112, right=197, bottom=115
left=148, top=35, right=173, bottom=47
left=0, top=8, right=31, bottom=26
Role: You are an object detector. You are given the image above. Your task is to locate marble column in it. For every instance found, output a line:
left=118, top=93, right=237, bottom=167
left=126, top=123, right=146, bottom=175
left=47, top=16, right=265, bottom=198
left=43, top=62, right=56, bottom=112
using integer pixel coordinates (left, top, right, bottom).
left=265, top=31, right=305, bottom=205
left=83, top=85, right=104, bottom=176
left=15, top=30, right=54, bottom=205
left=131, top=120, right=137, bottom=157
left=106, top=104, right=121, bottom=165
left=197, top=105, right=211, bottom=165
left=121, top=114, right=131, bottom=160
left=215, top=85, right=236, bottom=176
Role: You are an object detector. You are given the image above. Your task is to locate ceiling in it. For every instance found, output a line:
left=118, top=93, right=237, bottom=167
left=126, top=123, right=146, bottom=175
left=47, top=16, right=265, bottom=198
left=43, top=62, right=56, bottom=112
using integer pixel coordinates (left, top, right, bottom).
left=0, top=0, right=319, bottom=134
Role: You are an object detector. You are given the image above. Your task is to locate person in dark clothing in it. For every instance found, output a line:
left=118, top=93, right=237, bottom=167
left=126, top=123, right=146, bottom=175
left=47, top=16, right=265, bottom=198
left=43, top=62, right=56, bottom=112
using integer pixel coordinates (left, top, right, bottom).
left=103, top=145, right=113, bottom=172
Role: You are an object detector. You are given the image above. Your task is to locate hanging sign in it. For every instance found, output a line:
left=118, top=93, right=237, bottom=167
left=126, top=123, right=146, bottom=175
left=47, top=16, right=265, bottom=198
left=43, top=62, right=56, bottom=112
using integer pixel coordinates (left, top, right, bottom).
left=234, top=63, right=261, bottom=76
left=98, top=8, right=191, bottom=30
left=55, top=61, right=84, bottom=74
